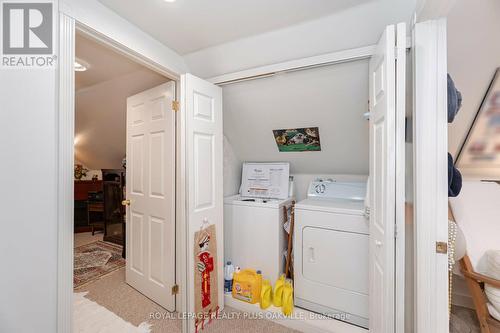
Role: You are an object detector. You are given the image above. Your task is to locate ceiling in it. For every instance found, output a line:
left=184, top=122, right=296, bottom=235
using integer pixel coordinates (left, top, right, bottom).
left=97, top=0, right=374, bottom=55
left=75, top=32, right=169, bottom=169
left=75, top=33, right=146, bottom=91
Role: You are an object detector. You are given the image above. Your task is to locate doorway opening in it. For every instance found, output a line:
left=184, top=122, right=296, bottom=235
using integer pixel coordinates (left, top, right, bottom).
left=72, top=29, right=178, bottom=332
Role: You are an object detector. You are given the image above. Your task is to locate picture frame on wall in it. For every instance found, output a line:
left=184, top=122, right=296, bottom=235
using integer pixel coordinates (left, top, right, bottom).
left=272, top=127, right=321, bottom=152
left=457, top=68, right=500, bottom=172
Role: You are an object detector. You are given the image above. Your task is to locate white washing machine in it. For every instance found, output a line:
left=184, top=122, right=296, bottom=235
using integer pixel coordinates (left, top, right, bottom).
left=294, top=178, right=369, bottom=328
left=224, top=195, right=294, bottom=282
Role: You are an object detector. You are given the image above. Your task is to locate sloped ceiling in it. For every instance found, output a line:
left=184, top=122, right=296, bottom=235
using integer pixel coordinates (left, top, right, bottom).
left=97, top=0, right=374, bottom=55
left=184, top=0, right=416, bottom=78
left=75, top=33, right=146, bottom=91
left=447, top=0, right=500, bottom=158
left=223, top=60, right=369, bottom=175
left=75, top=33, right=168, bottom=170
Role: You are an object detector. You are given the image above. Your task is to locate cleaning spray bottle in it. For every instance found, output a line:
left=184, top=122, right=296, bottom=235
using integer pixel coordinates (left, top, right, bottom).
left=273, top=274, right=286, bottom=307
left=281, top=278, right=294, bottom=316
left=260, top=279, right=273, bottom=309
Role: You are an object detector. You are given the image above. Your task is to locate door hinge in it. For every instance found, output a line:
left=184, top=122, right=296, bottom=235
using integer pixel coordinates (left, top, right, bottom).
left=436, top=241, right=448, bottom=254
left=172, top=101, right=179, bottom=112
left=171, top=284, right=179, bottom=295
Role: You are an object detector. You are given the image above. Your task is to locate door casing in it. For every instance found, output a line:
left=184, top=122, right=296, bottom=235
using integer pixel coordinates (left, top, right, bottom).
left=57, top=13, right=188, bottom=333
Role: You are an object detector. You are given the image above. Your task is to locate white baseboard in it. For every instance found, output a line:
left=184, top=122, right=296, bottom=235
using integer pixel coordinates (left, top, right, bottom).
left=224, top=294, right=367, bottom=333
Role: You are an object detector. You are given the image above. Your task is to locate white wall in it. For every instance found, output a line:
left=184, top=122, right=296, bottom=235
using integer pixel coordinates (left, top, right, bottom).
left=447, top=0, right=500, bottom=158
left=0, top=69, right=58, bottom=333
left=184, top=0, right=416, bottom=79
left=223, top=136, right=242, bottom=196
left=0, top=1, right=186, bottom=332
left=222, top=59, right=370, bottom=181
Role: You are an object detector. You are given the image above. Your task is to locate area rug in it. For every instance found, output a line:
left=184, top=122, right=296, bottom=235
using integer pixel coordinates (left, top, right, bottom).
left=74, top=292, right=151, bottom=333
left=74, top=241, right=125, bottom=289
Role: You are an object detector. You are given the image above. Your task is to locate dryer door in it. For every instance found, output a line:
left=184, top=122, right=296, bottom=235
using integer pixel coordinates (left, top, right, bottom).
left=302, top=226, right=369, bottom=295
left=294, top=223, right=369, bottom=326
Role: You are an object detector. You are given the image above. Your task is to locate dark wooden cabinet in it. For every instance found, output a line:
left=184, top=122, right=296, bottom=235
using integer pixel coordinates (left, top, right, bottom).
left=102, top=169, right=126, bottom=246
left=74, top=180, right=103, bottom=233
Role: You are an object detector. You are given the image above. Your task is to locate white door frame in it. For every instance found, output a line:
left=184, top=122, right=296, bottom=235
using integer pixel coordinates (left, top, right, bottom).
left=412, top=18, right=449, bottom=333
left=395, top=22, right=407, bottom=333
left=57, top=12, right=188, bottom=333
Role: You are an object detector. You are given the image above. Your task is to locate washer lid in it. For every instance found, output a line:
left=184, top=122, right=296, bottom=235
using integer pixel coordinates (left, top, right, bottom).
left=295, top=198, right=365, bottom=215
left=224, top=195, right=293, bottom=208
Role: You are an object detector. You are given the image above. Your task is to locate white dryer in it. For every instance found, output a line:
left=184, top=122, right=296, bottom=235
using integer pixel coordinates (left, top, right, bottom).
left=294, top=178, right=369, bottom=328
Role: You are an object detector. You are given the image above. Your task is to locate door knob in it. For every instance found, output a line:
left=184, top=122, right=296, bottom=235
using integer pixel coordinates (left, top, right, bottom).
left=122, top=199, right=131, bottom=206
left=375, top=240, right=383, bottom=247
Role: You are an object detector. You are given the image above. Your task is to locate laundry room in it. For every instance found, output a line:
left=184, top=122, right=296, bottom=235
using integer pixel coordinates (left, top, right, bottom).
left=220, top=56, right=372, bottom=330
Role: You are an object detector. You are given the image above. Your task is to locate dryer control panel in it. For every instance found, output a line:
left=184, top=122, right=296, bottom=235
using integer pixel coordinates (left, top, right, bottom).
left=307, top=178, right=367, bottom=201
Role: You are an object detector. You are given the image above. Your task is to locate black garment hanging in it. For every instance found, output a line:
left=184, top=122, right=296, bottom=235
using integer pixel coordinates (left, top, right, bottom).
left=448, top=153, right=462, bottom=197
left=448, top=74, right=463, bottom=123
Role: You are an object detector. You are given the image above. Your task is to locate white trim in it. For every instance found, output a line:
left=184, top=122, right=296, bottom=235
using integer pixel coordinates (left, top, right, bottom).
left=75, top=24, right=179, bottom=80
left=395, top=22, right=407, bottom=333
left=207, top=45, right=376, bottom=85
left=413, top=18, right=449, bottom=333
left=178, top=75, right=190, bottom=333
left=57, top=13, right=75, bottom=333
left=225, top=295, right=367, bottom=333
left=59, top=0, right=187, bottom=75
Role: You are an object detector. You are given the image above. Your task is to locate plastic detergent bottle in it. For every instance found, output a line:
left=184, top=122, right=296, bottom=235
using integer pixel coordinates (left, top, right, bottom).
left=282, top=279, right=294, bottom=316
left=260, top=279, right=273, bottom=309
left=232, top=269, right=262, bottom=304
left=273, top=274, right=286, bottom=307
left=224, top=261, right=235, bottom=294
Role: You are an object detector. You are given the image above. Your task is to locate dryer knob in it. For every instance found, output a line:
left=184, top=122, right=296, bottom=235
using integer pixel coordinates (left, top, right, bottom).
left=315, top=184, right=326, bottom=194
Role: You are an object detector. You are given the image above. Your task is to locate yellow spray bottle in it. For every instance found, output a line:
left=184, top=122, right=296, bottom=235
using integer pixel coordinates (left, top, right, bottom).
left=281, top=279, right=294, bottom=316
left=273, top=274, right=286, bottom=307
left=260, top=279, right=273, bottom=309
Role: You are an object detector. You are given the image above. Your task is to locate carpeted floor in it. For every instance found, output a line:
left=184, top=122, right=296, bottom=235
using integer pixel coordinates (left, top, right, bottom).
left=450, top=305, right=481, bottom=333
left=74, top=233, right=298, bottom=333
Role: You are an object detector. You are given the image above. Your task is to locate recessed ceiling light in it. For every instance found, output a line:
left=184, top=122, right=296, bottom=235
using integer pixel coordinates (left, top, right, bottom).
left=74, top=59, right=89, bottom=72
left=164, top=0, right=177, bottom=2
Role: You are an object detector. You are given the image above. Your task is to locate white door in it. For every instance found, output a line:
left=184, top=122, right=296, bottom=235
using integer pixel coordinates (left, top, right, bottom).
left=368, top=24, right=398, bottom=333
left=182, top=74, right=223, bottom=333
left=413, top=19, right=449, bottom=333
left=125, top=82, right=176, bottom=311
